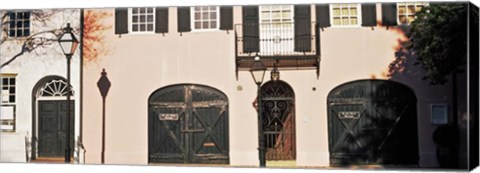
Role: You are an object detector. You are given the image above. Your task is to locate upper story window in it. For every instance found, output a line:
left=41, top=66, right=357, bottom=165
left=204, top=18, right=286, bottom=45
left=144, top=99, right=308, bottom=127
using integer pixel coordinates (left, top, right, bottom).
left=330, top=4, right=361, bottom=26
left=129, top=7, right=155, bottom=33
left=7, top=11, right=31, bottom=38
left=397, top=2, right=428, bottom=24
left=259, top=5, right=293, bottom=24
left=191, top=6, right=219, bottom=31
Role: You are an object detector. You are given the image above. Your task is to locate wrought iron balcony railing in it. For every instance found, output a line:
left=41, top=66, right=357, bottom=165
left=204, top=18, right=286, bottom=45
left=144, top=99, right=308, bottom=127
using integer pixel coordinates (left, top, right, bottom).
left=235, top=22, right=320, bottom=73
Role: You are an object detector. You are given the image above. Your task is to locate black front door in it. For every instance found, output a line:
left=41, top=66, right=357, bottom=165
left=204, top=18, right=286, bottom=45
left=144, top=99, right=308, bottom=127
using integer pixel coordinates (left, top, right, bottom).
left=148, top=85, right=229, bottom=164
left=38, top=100, right=74, bottom=158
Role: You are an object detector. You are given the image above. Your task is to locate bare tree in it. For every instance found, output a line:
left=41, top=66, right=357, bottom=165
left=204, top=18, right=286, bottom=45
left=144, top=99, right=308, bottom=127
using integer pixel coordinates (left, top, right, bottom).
left=0, top=9, right=78, bottom=69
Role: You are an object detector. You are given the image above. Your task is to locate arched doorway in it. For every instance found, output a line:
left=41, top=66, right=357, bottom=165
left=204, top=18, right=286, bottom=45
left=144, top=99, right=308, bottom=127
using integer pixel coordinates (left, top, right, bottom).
left=260, top=80, right=296, bottom=161
left=148, top=84, right=229, bottom=164
left=32, top=76, right=74, bottom=160
left=327, top=79, right=418, bottom=165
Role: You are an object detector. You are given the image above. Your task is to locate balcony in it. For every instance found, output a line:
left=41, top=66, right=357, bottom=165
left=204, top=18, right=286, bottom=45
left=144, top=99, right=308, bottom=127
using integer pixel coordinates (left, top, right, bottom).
left=235, top=22, right=320, bottom=74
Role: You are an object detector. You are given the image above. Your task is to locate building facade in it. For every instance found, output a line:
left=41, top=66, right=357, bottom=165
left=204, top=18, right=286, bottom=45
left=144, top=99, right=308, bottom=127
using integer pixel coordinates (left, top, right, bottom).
left=0, top=9, right=82, bottom=163
left=0, top=2, right=476, bottom=170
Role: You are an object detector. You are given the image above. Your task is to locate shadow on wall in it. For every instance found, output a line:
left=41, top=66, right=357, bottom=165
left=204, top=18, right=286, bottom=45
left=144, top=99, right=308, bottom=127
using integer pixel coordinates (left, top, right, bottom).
left=328, top=80, right=419, bottom=166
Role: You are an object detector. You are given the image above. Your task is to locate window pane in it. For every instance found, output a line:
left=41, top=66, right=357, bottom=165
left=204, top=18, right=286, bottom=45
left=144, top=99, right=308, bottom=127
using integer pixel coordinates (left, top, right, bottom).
left=333, top=18, right=341, bottom=25
left=195, top=22, right=201, bottom=29
left=407, top=5, right=415, bottom=13
left=408, top=15, right=415, bottom=23
left=203, top=21, right=208, bottom=28
left=342, top=17, right=349, bottom=25
left=202, top=12, right=209, bottom=19
left=24, top=12, right=30, bottom=18
left=9, top=87, right=15, bottom=94
left=132, top=8, right=138, bottom=14
left=351, top=17, right=358, bottom=25
left=202, top=6, right=208, bottom=10
left=194, top=7, right=201, bottom=11
left=140, top=15, right=145, bottom=22
left=9, top=21, right=15, bottom=28
left=210, top=12, right=217, bottom=20
left=140, top=24, right=146, bottom=31
left=342, top=8, right=348, bottom=15
left=210, top=21, right=216, bottom=28
left=147, top=24, right=153, bottom=31
left=9, top=13, right=16, bottom=20
left=132, top=24, right=138, bottom=31
left=24, top=21, right=30, bottom=27
left=210, top=6, right=216, bottom=10
left=9, top=96, right=15, bottom=103
left=132, top=16, right=138, bottom=22
left=16, top=21, right=22, bottom=27
left=350, top=8, right=357, bottom=16
left=147, top=15, right=153, bottom=22
left=17, top=30, right=22, bottom=37
left=147, top=8, right=153, bottom=13
left=9, top=30, right=15, bottom=37
left=195, top=12, right=201, bottom=20
left=24, top=30, right=30, bottom=36
left=399, top=6, right=406, bottom=14
left=140, top=8, right=146, bottom=13
left=399, top=15, right=407, bottom=24
left=18, top=13, right=23, bottom=19
left=9, top=78, right=15, bottom=85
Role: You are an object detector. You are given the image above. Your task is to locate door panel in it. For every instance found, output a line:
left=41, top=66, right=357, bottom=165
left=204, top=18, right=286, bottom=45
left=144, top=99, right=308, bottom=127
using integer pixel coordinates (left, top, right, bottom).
left=38, top=100, right=74, bottom=158
left=149, top=85, right=229, bottom=164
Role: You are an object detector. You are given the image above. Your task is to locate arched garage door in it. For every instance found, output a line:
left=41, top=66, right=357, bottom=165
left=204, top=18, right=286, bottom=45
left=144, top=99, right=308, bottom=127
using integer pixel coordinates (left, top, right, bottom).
left=327, top=79, right=418, bottom=165
left=148, top=84, right=229, bottom=164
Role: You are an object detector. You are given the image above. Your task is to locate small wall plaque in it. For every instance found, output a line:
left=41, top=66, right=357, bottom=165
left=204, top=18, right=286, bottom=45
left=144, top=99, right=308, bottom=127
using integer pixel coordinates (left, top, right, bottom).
left=159, top=113, right=179, bottom=121
left=338, top=111, right=361, bottom=119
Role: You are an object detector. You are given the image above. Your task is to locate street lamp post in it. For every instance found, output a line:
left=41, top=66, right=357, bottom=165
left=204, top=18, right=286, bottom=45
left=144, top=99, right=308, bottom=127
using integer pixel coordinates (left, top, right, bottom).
left=58, top=23, right=79, bottom=163
left=249, top=56, right=267, bottom=167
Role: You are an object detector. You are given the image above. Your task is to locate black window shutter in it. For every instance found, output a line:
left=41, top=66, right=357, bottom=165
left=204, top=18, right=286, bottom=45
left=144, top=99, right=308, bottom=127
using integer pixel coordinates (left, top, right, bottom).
left=382, top=3, right=398, bottom=26
left=242, top=6, right=259, bottom=53
left=316, top=4, right=331, bottom=28
left=177, top=7, right=191, bottom=33
left=155, top=7, right=168, bottom=33
left=220, top=6, right=233, bottom=30
left=361, top=3, right=377, bottom=27
left=115, top=8, right=128, bottom=34
left=294, top=5, right=311, bottom=52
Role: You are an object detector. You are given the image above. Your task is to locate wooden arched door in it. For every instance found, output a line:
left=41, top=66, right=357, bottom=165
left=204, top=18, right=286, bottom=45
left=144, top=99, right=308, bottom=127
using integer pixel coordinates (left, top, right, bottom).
left=327, top=79, right=418, bottom=165
left=148, top=84, right=229, bottom=164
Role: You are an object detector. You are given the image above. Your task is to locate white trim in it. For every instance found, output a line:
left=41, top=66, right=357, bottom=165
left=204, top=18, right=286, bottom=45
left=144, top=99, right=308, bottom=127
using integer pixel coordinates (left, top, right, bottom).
left=190, top=6, right=220, bottom=32
left=128, top=7, right=156, bottom=34
left=329, top=3, right=362, bottom=27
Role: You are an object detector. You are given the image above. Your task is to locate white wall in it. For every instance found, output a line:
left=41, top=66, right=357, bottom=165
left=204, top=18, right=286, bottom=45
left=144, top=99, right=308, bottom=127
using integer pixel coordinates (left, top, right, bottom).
left=0, top=9, right=81, bottom=162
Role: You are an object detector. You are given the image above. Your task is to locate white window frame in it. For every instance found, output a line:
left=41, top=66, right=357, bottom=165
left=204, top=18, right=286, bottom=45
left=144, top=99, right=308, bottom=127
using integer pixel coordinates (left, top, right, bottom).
left=128, top=7, right=156, bottom=34
left=7, top=11, right=31, bottom=38
left=259, top=5, right=294, bottom=24
left=431, top=104, right=448, bottom=125
left=329, top=3, right=362, bottom=27
left=258, top=5, right=295, bottom=56
left=1, top=74, right=17, bottom=132
left=191, top=6, right=220, bottom=32
left=1, top=75, right=16, bottom=105
left=397, top=2, right=429, bottom=25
